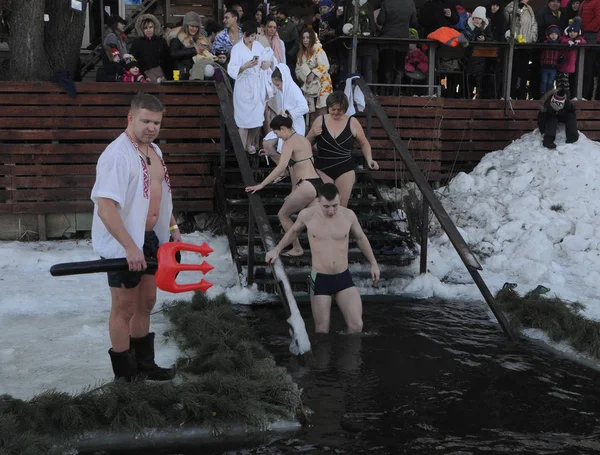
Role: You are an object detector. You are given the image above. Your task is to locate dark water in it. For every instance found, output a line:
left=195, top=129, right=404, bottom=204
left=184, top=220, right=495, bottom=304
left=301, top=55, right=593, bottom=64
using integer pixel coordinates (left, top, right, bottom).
left=233, top=299, right=600, bottom=454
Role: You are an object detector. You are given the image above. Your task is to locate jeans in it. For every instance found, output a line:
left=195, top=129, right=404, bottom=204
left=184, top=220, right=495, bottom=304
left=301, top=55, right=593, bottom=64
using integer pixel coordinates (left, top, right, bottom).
left=540, top=67, right=557, bottom=97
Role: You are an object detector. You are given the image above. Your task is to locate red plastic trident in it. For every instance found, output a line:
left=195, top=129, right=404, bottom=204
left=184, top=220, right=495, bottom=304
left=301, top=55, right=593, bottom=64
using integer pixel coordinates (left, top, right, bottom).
left=155, top=242, right=215, bottom=293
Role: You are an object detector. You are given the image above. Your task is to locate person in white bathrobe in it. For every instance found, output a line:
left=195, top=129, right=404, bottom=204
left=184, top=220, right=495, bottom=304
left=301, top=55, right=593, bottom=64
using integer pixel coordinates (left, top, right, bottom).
left=261, top=63, right=309, bottom=184
left=227, top=21, right=277, bottom=153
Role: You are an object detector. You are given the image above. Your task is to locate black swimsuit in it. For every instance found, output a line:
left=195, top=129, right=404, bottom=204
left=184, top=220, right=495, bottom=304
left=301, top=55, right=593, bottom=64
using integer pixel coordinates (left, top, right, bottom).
left=315, top=117, right=356, bottom=180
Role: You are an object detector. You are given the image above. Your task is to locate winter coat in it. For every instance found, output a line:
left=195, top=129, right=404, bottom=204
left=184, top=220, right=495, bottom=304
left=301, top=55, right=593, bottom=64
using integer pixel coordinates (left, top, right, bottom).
left=558, top=33, right=586, bottom=72
left=96, top=62, right=124, bottom=82
left=405, top=47, right=429, bottom=73
left=505, top=2, right=538, bottom=43
left=168, top=12, right=205, bottom=78
left=581, top=0, right=600, bottom=32
left=536, top=6, right=566, bottom=42
left=538, top=89, right=578, bottom=142
left=377, top=0, right=419, bottom=51
left=563, top=0, right=581, bottom=24
left=130, top=14, right=170, bottom=76
left=487, top=1, right=507, bottom=42
left=541, top=38, right=561, bottom=66
left=277, top=18, right=300, bottom=62
left=463, top=16, right=493, bottom=76
left=102, top=30, right=128, bottom=64
left=122, top=70, right=147, bottom=83
left=419, top=0, right=460, bottom=37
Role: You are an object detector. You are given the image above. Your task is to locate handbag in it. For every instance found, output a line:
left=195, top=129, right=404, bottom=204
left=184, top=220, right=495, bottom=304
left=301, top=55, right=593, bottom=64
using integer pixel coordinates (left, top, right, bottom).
left=302, top=77, right=321, bottom=97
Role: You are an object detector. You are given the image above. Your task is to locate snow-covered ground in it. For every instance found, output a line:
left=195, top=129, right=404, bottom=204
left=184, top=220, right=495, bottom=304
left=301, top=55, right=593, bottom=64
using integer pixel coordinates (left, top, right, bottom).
left=1, top=127, right=599, bottom=398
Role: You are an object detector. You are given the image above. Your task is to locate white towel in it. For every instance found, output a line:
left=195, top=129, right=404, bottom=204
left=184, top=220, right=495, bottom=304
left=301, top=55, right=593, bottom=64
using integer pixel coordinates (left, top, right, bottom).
left=344, top=76, right=366, bottom=117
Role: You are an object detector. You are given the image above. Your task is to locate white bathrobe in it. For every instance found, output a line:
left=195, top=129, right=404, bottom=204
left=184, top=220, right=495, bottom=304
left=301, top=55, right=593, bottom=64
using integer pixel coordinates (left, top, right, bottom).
left=228, top=41, right=276, bottom=129
left=264, top=63, right=309, bottom=151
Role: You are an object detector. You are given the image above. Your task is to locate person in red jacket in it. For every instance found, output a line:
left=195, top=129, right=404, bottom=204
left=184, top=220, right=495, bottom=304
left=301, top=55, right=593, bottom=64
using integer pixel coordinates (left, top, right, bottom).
left=580, top=0, right=600, bottom=99
left=556, top=18, right=586, bottom=97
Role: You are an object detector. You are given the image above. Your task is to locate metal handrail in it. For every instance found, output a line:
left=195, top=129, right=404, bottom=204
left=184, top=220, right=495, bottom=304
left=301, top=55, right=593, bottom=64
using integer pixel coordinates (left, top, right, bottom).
left=214, top=81, right=312, bottom=356
left=353, top=76, right=517, bottom=341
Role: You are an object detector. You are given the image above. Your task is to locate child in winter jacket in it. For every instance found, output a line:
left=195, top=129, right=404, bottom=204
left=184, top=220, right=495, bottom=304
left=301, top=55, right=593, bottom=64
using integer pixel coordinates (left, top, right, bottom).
left=556, top=18, right=585, bottom=97
left=540, top=24, right=562, bottom=96
left=122, top=58, right=148, bottom=83
left=405, top=28, right=428, bottom=77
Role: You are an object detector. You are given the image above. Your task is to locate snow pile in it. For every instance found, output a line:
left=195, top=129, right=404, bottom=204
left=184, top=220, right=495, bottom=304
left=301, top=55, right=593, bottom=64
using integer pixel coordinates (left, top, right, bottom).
left=425, top=129, right=600, bottom=321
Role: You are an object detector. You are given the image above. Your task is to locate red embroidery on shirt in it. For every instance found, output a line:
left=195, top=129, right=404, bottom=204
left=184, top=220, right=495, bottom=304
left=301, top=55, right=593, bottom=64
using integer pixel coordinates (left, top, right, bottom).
left=139, top=156, right=150, bottom=199
left=160, top=157, right=171, bottom=193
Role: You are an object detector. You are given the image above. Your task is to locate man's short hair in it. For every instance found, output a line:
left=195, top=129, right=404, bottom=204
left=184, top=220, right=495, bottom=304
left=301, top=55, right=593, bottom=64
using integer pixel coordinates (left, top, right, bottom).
left=242, top=20, right=258, bottom=36
left=130, top=92, right=165, bottom=114
left=204, top=18, right=222, bottom=36
left=225, top=9, right=239, bottom=21
left=319, top=183, right=339, bottom=201
left=277, top=7, right=288, bottom=16
left=326, top=91, right=350, bottom=112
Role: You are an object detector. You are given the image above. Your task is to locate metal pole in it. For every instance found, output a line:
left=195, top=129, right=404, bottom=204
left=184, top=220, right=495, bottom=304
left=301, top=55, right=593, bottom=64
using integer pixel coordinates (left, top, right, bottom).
left=100, top=0, right=105, bottom=41
left=576, top=46, right=585, bottom=100
left=350, top=0, right=359, bottom=73
left=419, top=199, right=428, bottom=274
left=427, top=44, right=436, bottom=97
left=503, top=0, right=520, bottom=114
left=247, top=211, right=255, bottom=286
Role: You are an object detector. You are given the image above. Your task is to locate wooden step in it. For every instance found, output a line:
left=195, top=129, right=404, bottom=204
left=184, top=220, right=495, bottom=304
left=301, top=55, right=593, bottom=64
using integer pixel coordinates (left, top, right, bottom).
left=226, top=197, right=388, bottom=208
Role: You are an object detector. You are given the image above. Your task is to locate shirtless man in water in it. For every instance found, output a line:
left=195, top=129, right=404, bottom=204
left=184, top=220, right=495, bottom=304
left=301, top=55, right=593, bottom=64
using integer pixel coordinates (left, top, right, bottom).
left=265, top=183, right=380, bottom=333
left=91, top=93, right=180, bottom=382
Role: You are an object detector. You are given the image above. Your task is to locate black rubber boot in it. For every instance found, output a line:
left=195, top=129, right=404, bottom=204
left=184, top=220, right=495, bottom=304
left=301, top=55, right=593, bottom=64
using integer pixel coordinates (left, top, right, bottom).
left=130, top=332, right=174, bottom=381
left=543, top=138, right=557, bottom=149
left=108, top=348, right=138, bottom=382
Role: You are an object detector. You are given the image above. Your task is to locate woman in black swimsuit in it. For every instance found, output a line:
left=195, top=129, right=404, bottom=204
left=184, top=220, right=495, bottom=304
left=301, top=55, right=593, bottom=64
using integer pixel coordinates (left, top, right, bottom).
left=306, top=91, right=378, bottom=207
left=246, top=112, right=323, bottom=257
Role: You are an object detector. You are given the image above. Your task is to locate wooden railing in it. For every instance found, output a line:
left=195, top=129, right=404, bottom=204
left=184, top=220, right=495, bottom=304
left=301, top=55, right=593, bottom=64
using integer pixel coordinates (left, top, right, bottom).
left=0, top=81, right=220, bottom=215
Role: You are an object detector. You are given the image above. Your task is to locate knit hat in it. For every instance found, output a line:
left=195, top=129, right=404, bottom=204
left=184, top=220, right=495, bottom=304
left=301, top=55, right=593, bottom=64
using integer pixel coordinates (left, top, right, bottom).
left=546, top=24, right=561, bottom=38
left=550, top=90, right=566, bottom=111
left=566, top=17, right=582, bottom=35
left=124, top=55, right=139, bottom=70
left=110, top=47, right=121, bottom=59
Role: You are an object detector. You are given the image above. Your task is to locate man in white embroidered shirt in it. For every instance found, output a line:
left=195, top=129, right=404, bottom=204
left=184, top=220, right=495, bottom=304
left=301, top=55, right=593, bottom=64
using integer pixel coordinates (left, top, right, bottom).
left=91, top=92, right=181, bottom=382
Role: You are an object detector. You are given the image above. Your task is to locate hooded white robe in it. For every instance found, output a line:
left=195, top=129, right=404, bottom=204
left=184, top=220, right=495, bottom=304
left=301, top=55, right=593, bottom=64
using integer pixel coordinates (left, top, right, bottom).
left=264, top=63, right=309, bottom=151
left=228, top=40, right=276, bottom=129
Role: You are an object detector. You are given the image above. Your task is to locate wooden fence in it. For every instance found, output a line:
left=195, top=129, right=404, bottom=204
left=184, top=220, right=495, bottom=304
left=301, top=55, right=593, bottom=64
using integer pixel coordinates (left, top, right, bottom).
left=2, top=82, right=600, bottom=219
left=367, top=97, right=600, bottom=183
left=0, top=82, right=220, bottom=216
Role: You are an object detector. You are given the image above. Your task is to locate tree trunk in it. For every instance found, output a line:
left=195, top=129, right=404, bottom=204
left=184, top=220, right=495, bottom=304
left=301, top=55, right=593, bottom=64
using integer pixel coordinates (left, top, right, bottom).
left=5, top=0, right=86, bottom=80
left=44, top=0, right=87, bottom=79
left=7, top=1, right=49, bottom=80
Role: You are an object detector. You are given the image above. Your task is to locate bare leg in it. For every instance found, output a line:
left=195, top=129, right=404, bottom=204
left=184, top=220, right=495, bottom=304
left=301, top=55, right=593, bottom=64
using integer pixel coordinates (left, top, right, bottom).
left=239, top=128, right=249, bottom=150
left=278, top=181, right=317, bottom=255
left=109, top=286, right=139, bottom=352
left=334, top=170, right=356, bottom=208
left=311, top=294, right=333, bottom=333
left=335, top=286, right=363, bottom=333
left=247, top=127, right=261, bottom=151
left=129, top=275, right=157, bottom=338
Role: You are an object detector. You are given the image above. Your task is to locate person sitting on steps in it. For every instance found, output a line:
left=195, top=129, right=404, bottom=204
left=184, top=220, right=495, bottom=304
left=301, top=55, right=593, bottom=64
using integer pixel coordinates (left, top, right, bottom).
left=538, top=89, right=579, bottom=149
